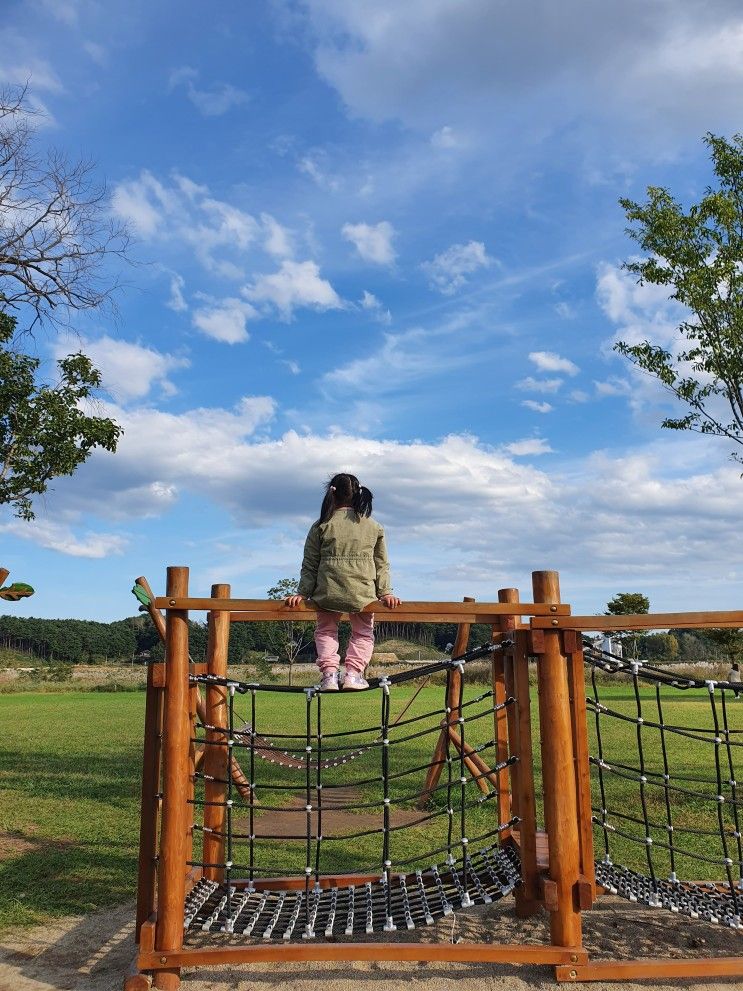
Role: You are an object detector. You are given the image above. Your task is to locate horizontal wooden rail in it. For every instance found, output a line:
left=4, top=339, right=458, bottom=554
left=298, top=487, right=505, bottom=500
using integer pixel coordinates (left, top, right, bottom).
left=153, top=597, right=569, bottom=618
left=556, top=957, right=743, bottom=982
left=139, top=942, right=587, bottom=968
left=532, top=610, right=743, bottom=632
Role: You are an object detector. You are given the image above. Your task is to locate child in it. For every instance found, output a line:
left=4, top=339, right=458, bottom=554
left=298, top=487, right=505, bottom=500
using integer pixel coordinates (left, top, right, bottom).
left=286, top=472, right=401, bottom=690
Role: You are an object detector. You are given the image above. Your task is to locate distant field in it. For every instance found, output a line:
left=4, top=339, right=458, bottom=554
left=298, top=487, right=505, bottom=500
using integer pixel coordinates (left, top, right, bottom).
left=0, top=678, right=739, bottom=931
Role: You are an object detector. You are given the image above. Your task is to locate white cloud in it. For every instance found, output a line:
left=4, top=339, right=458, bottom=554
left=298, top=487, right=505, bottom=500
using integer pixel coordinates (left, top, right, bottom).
left=31, top=399, right=743, bottom=612
left=529, top=351, right=579, bottom=376
left=342, top=221, right=396, bottom=265
left=303, top=2, right=743, bottom=154
left=244, top=260, right=343, bottom=319
left=555, top=301, right=575, bottom=319
left=359, top=290, right=392, bottom=325
left=261, top=213, right=293, bottom=258
left=83, top=41, right=107, bottom=65
left=33, top=0, right=82, bottom=25
left=192, top=298, right=256, bottom=344
left=111, top=171, right=173, bottom=238
left=430, top=125, right=461, bottom=149
left=298, top=152, right=341, bottom=191
left=594, top=377, right=631, bottom=398
left=422, top=240, right=492, bottom=294
left=169, top=66, right=250, bottom=117
left=516, top=376, right=563, bottom=394
left=504, top=438, right=554, bottom=456
left=522, top=400, right=553, bottom=414
left=0, top=519, right=127, bottom=558
left=110, top=171, right=309, bottom=301
left=53, top=334, right=189, bottom=403
left=167, top=273, right=188, bottom=312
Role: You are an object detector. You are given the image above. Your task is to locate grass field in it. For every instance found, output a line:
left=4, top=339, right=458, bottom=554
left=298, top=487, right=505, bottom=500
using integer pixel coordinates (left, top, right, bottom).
left=1, top=676, right=740, bottom=933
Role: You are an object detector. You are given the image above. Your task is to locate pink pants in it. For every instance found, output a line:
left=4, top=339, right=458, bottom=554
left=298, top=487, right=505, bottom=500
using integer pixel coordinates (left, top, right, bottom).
left=314, top=609, right=374, bottom=676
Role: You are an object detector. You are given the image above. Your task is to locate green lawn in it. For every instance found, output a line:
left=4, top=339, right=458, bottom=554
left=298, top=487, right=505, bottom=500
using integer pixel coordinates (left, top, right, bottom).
left=1, top=676, right=740, bottom=932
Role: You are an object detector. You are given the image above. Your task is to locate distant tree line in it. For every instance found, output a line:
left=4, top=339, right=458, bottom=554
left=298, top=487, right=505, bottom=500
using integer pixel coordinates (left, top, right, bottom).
left=0, top=612, right=496, bottom=667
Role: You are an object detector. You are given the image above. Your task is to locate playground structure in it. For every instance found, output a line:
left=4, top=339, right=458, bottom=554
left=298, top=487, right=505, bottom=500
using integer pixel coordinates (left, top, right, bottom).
left=125, top=567, right=743, bottom=988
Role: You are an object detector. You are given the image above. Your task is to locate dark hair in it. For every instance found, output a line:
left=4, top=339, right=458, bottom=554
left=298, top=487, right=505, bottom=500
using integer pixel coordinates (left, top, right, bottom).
left=318, top=472, right=373, bottom=524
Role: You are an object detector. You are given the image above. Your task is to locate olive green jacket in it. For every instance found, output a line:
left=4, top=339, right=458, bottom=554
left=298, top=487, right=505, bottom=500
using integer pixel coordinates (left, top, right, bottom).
left=297, top=509, right=393, bottom=613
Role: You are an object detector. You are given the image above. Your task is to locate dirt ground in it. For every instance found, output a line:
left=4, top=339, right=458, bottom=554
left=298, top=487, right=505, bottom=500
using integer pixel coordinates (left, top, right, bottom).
left=1, top=895, right=741, bottom=991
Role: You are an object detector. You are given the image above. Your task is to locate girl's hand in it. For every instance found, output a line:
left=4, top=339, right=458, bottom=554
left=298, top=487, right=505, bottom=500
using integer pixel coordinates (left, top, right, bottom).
left=285, top=594, right=304, bottom=608
left=379, top=594, right=401, bottom=608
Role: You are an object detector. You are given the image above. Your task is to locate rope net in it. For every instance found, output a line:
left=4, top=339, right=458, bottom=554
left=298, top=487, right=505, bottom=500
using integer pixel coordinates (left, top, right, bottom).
left=185, top=642, right=521, bottom=940
left=585, top=641, right=743, bottom=930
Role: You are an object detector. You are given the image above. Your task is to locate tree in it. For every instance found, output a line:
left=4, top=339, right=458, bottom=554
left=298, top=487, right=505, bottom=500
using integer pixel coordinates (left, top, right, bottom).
left=605, top=592, right=650, bottom=659
left=266, top=578, right=313, bottom=686
left=704, top=628, right=743, bottom=669
left=614, top=133, right=743, bottom=464
left=0, top=85, right=127, bottom=329
left=0, top=311, right=120, bottom=519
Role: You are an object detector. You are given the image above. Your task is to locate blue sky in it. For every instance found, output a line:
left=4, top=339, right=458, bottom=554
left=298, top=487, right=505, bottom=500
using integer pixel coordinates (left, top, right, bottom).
left=3, top=0, right=743, bottom=621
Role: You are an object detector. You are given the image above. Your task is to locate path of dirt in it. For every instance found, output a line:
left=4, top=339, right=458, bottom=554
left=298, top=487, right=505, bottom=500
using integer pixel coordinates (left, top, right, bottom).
left=249, top=787, right=424, bottom=838
left=1, top=896, right=741, bottom=991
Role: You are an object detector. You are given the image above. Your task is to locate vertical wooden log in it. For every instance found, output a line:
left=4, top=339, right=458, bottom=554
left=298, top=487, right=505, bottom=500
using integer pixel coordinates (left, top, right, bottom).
left=135, top=654, right=165, bottom=939
left=532, top=570, right=582, bottom=949
left=0, top=568, right=9, bottom=586
left=154, top=567, right=190, bottom=991
left=203, top=584, right=231, bottom=882
left=417, top=597, right=474, bottom=807
left=513, top=628, right=541, bottom=916
left=494, top=588, right=518, bottom=838
left=567, top=636, right=596, bottom=900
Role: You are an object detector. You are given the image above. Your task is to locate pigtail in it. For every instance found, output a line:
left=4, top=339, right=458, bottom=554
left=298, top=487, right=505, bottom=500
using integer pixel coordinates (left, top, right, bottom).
left=318, top=488, right=335, bottom=524
left=354, top=485, right=373, bottom=518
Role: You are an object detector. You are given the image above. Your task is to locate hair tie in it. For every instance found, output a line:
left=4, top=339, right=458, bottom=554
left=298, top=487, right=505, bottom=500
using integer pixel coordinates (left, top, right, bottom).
left=329, top=485, right=336, bottom=492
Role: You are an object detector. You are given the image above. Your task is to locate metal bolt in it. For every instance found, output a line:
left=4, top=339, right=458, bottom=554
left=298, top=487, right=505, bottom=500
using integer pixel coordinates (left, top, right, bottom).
left=550, top=605, right=557, bottom=612
left=570, top=954, right=578, bottom=963
left=169, top=599, right=176, bottom=606
left=160, top=956, right=167, bottom=964
left=552, top=619, right=559, bottom=626
left=569, top=971, right=577, bottom=980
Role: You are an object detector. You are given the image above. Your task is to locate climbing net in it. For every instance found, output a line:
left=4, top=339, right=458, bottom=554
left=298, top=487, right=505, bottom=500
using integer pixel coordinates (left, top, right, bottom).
left=585, top=641, right=743, bottom=930
left=184, top=642, right=522, bottom=940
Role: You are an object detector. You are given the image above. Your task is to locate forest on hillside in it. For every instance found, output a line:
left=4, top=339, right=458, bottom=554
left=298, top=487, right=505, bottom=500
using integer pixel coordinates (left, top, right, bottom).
left=0, top=612, right=732, bottom=667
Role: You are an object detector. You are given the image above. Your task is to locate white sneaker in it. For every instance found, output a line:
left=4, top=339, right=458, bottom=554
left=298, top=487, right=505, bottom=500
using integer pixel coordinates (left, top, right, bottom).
left=319, top=672, right=339, bottom=691
left=342, top=673, right=370, bottom=690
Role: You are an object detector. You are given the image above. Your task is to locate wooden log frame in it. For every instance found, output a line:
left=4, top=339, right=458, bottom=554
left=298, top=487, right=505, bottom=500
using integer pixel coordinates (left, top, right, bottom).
left=124, top=567, right=743, bottom=989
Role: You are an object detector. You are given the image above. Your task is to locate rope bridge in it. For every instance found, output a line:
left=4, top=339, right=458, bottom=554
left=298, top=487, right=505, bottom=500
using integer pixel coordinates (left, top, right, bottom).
left=585, top=641, right=743, bottom=930
left=185, top=641, right=521, bottom=939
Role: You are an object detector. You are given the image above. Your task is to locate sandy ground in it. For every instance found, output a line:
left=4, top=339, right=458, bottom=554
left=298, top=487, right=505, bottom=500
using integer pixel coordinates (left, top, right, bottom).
left=1, top=896, right=741, bottom=991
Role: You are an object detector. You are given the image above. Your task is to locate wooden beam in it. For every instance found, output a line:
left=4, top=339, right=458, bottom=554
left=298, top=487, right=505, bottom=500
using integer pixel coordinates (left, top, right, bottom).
left=532, top=610, right=743, bottom=631
left=556, top=957, right=743, bottom=982
left=139, top=942, right=588, bottom=968
left=155, top=597, right=570, bottom=617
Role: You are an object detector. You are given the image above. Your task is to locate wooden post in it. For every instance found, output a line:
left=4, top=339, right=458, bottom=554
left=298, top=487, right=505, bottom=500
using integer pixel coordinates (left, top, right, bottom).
left=512, top=628, right=540, bottom=916
left=0, top=567, right=9, bottom=586
left=135, top=657, right=165, bottom=940
left=494, top=588, right=517, bottom=837
left=532, top=570, right=582, bottom=949
left=565, top=631, right=596, bottom=903
left=154, top=567, right=190, bottom=991
left=417, top=597, right=474, bottom=807
left=203, top=584, right=231, bottom=882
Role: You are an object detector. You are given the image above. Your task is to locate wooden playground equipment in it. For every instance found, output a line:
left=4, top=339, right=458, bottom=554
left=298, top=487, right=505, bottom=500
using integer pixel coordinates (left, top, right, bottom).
left=125, top=567, right=743, bottom=988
